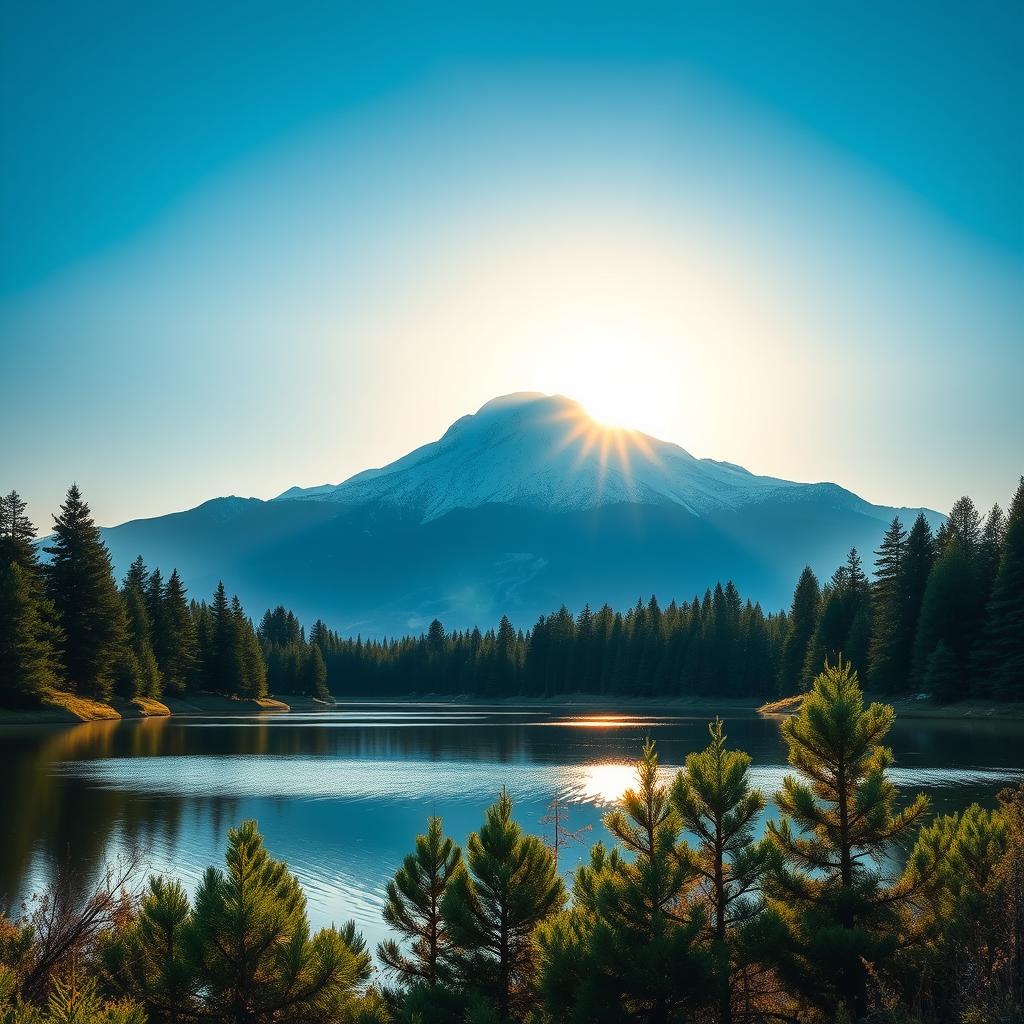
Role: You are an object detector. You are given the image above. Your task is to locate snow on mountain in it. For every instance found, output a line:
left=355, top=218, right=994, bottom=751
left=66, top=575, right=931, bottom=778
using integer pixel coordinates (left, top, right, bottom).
left=276, top=392, right=835, bottom=521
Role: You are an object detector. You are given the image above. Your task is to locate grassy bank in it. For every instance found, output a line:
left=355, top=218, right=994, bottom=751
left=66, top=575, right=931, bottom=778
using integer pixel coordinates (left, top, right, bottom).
left=757, top=692, right=1024, bottom=720
left=0, top=690, right=290, bottom=725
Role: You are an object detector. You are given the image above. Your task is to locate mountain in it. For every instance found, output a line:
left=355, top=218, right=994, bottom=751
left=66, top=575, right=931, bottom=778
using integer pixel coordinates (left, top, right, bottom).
left=102, top=393, right=943, bottom=635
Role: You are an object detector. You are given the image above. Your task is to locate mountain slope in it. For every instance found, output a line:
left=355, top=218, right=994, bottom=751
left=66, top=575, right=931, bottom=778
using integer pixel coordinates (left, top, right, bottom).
left=277, top=393, right=876, bottom=522
left=102, top=393, right=943, bottom=635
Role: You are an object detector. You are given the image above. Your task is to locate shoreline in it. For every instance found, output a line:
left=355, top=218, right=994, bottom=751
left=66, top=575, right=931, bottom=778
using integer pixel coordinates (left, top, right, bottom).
left=3, top=690, right=1023, bottom=725
left=0, top=691, right=291, bottom=725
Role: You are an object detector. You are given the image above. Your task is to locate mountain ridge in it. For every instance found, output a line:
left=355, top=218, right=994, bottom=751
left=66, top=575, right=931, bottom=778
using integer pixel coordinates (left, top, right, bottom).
left=99, top=392, right=944, bottom=635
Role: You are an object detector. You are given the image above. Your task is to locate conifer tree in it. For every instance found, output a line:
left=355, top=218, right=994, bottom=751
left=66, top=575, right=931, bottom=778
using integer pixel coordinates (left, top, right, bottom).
left=0, top=561, right=60, bottom=704
left=868, top=518, right=907, bottom=693
left=0, top=489, right=40, bottom=570
left=120, top=584, right=162, bottom=698
left=44, top=485, right=127, bottom=699
left=541, top=740, right=711, bottom=1022
left=299, top=644, right=330, bottom=700
left=976, top=478, right=1024, bottom=700
left=0, top=492, right=61, bottom=704
left=779, top=567, right=820, bottom=694
left=672, top=719, right=771, bottom=1024
left=441, top=789, right=564, bottom=1020
left=761, top=659, right=931, bottom=1019
left=160, top=569, right=199, bottom=695
left=103, top=820, right=377, bottom=1022
left=378, top=816, right=462, bottom=990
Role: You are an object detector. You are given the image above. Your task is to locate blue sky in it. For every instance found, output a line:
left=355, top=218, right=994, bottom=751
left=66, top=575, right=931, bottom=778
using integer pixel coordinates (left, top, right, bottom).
left=1, top=1, right=1021, bottom=530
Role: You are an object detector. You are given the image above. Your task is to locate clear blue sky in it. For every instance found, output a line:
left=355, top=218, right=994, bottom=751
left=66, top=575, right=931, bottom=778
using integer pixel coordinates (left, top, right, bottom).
left=1, top=1, right=1021, bottom=531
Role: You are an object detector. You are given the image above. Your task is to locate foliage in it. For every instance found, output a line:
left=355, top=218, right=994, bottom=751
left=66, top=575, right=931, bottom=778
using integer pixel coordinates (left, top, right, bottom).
left=441, top=789, right=564, bottom=1020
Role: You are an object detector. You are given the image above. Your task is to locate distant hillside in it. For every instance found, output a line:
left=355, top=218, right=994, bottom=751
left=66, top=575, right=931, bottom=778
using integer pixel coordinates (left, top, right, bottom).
left=102, top=393, right=943, bottom=634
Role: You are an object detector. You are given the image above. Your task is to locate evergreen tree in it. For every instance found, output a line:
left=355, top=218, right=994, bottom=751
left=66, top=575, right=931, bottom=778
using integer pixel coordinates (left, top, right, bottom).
left=780, top=567, right=820, bottom=694
left=161, top=569, right=199, bottom=695
left=976, top=478, right=1024, bottom=700
left=0, top=492, right=61, bottom=704
left=120, top=584, right=162, bottom=699
left=0, top=489, right=40, bottom=571
left=912, top=540, right=978, bottom=700
left=538, top=740, right=710, bottom=1022
left=672, top=720, right=771, bottom=1024
left=378, top=817, right=462, bottom=989
left=44, top=485, right=127, bottom=699
left=0, top=561, right=60, bottom=704
left=299, top=644, right=330, bottom=700
left=760, top=660, right=930, bottom=1019
left=868, top=518, right=907, bottom=694
left=102, top=820, right=377, bottom=1022
left=441, top=789, right=564, bottom=1020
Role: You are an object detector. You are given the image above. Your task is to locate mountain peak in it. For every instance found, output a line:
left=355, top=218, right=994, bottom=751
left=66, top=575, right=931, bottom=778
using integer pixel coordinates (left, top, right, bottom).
left=274, top=391, right=833, bottom=522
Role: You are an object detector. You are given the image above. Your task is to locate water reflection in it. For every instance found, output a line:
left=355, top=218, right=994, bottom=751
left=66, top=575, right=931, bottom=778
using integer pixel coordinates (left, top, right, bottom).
left=2, top=705, right=1022, bottom=951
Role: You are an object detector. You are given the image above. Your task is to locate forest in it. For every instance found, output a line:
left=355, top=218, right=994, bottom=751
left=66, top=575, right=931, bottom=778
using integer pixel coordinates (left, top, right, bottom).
left=1, top=662, right=1021, bottom=1023
left=1, top=479, right=1023, bottom=708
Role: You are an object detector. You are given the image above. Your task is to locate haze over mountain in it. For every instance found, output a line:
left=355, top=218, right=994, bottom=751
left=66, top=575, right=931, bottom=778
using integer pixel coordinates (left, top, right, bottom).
left=102, top=393, right=943, bottom=635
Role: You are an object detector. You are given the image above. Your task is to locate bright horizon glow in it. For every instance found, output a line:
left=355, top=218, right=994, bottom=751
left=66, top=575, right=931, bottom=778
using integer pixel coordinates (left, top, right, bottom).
left=1, top=4, right=1021, bottom=531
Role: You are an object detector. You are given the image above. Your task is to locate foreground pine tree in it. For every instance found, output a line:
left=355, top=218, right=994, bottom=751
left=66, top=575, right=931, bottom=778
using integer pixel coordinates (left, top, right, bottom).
left=44, top=485, right=127, bottom=699
left=378, top=816, right=462, bottom=989
left=760, top=659, right=931, bottom=1019
left=102, top=820, right=379, bottom=1023
left=441, top=789, right=564, bottom=1021
left=539, top=740, right=711, bottom=1022
left=672, top=719, right=771, bottom=1024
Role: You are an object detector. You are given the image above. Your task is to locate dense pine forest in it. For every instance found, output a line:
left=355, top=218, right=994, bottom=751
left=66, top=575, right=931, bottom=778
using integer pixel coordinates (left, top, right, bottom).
left=1, top=664, right=1022, bottom=1023
left=1, top=478, right=1022, bottom=708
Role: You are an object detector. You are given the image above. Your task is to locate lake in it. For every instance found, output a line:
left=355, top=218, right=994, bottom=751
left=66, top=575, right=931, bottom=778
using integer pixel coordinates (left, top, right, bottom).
left=2, top=704, right=1023, bottom=954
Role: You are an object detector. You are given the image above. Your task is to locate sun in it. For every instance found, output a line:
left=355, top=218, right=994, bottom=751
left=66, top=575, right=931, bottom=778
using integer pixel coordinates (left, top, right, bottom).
left=537, top=332, right=674, bottom=435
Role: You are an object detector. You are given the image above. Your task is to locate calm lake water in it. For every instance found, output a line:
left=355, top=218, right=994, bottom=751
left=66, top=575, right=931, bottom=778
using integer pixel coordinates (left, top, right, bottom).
left=2, top=704, right=1023, bottom=953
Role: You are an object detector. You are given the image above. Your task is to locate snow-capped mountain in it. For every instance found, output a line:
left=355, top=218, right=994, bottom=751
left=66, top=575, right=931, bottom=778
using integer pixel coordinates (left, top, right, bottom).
left=275, top=393, right=898, bottom=525
left=101, top=393, right=943, bottom=635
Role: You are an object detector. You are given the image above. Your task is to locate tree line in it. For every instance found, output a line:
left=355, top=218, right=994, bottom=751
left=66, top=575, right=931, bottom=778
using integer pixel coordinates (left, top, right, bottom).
left=2, top=663, right=1022, bottom=1023
left=2, top=478, right=1022, bottom=707
left=0, top=485, right=330, bottom=707
left=298, top=477, right=1024, bottom=703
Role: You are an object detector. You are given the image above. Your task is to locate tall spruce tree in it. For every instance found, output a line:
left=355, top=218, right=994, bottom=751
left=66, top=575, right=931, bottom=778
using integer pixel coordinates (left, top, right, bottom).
left=761, top=660, right=931, bottom=1019
left=672, top=720, right=771, bottom=1024
left=976, top=478, right=1024, bottom=699
left=160, top=569, right=199, bottom=695
left=868, top=518, right=908, bottom=694
left=44, top=484, right=127, bottom=699
left=378, top=817, right=462, bottom=990
left=441, top=789, right=564, bottom=1020
left=0, top=561, right=60, bottom=704
left=0, top=492, right=61, bottom=704
left=780, top=567, right=820, bottom=694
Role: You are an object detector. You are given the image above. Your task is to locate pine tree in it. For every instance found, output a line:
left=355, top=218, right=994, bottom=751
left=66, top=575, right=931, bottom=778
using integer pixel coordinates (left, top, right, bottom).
left=103, top=820, right=376, bottom=1022
left=0, top=489, right=40, bottom=571
left=299, top=644, right=330, bottom=700
left=120, top=557, right=162, bottom=699
left=120, top=584, right=162, bottom=699
left=761, top=660, right=930, bottom=1018
left=780, top=567, right=820, bottom=694
left=161, top=569, right=199, bottom=695
left=869, top=518, right=907, bottom=694
left=378, top=816, right=462, bottom=989
left=538, top=740, right=710, bottom=1021
left=44, top=485, right=128, bottom=699
left=441, top=789, right=564, bottom=1020
left=976, top=478, right=1024, bottom=700
left=912, top=540, right=978, bottom=700
left=0, top=561, right=60, bottom=704
left=672, top=719, right=771, bottom=1024
left=0, top=492, right=61, bottom=704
